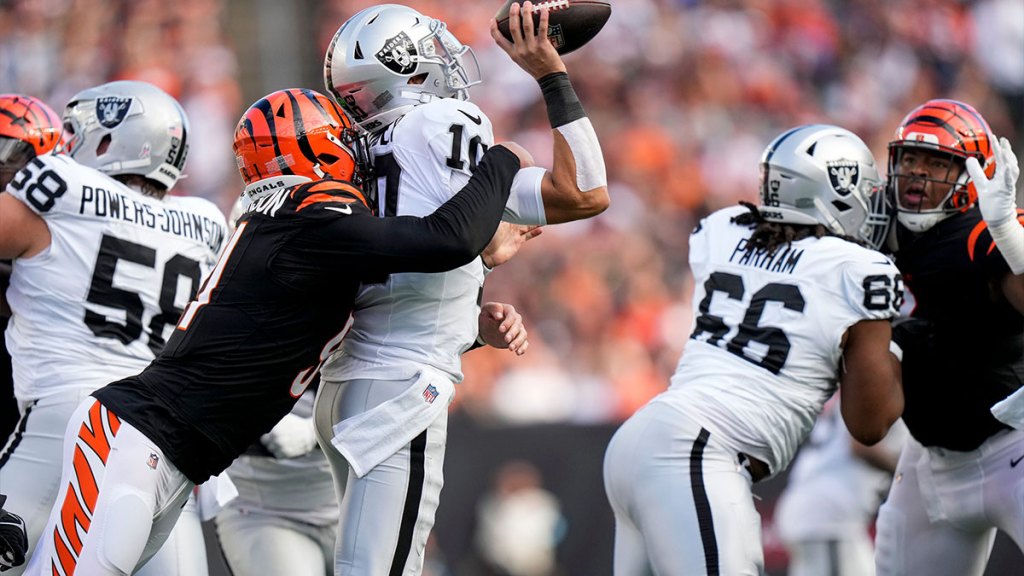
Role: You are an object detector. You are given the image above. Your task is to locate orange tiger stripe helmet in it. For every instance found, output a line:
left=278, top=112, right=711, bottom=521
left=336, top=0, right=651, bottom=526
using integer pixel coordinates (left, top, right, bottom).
left=233, top=88, right=369, bottom=189
left=0, top=93, right=62, bottom=155
left=888, top=99, right=996, bottom=231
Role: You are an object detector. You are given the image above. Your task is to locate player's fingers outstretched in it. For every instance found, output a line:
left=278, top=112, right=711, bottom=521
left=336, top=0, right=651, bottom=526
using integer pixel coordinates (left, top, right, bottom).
left=535, top=5, right=550, bottom=48
left=521, top=2, right=536, bottom=47
left=509, top=1, right=525, bottom=46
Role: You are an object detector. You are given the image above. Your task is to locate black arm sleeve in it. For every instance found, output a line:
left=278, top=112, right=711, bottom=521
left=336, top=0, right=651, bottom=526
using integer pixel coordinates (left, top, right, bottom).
left=334, top=146, right=520, bottom=275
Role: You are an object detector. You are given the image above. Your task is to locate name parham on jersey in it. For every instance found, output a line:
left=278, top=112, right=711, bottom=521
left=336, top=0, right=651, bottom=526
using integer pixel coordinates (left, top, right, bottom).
left=78, top=184, right=225, bottom=253
left=729, top=239, right=804, bottom=274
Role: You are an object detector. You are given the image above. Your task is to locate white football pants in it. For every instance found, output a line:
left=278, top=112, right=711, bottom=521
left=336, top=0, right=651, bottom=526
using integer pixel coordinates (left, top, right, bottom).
left=875, top=428, right=1024, bottom=576
left=215, top=451, right=338, bottom=576
left=603, top=400, right=764, bottom=576
left=314, top=376, right=447, bottom=576
left=783, top=538, right=875, bottom=576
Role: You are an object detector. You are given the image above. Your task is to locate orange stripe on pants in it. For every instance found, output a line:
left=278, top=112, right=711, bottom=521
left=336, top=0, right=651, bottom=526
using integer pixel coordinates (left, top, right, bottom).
left=59, top=450, right=96, bottom=554
left=78, top=402, right=112, bottom=462
left=52, top=527, right=76, bottom=576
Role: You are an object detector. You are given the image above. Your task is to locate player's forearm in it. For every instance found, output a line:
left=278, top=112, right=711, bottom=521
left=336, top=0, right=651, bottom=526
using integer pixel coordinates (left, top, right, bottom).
left=413, top=146, right=521, bottom=268
left=542, top=132, right=609, bottom=223
left=989, top=214, right=1024, bottom=275
left=537, top=72, right=609, bottom=223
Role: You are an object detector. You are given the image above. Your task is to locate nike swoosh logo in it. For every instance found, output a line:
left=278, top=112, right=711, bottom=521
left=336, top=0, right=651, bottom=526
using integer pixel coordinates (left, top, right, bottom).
left=1012, top=455, right=1024, bottom=468
left=458, top=110, right=482, bottom=125
left=324, top=205, right=353, bottom=215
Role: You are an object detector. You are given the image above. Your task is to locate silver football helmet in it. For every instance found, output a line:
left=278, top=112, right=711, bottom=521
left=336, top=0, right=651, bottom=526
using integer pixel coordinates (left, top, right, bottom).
left=62, top=80, right=189, bottom=190
left=758, top=124, right=890, bottom=248
left=324, top=4, right=482, bottom=132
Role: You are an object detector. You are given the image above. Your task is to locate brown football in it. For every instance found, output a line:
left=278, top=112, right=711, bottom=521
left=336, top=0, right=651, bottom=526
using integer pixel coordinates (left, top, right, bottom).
left=495, top=0, right=612, bottom=55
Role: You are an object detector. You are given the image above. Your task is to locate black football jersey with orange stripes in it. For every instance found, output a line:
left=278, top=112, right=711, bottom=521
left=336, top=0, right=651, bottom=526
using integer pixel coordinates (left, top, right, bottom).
left=894, top=208, right=1024, bottom=451
left=93, top=147, right=518, bottom=483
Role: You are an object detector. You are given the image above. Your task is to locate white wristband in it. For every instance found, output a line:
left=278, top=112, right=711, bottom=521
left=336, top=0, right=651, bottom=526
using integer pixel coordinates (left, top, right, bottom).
left=556, top=117, right=607, bottom=192
left=988, top=217, right=1024, bottom=275
left=889, top=340, right=903, bottom=363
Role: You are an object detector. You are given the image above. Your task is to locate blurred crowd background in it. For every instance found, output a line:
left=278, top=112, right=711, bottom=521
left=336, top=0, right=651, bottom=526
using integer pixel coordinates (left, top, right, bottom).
left=1, top=0, right=1022, bottom=574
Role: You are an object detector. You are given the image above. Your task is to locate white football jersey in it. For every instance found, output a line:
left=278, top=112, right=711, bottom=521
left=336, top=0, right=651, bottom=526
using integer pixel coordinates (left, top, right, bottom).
left=655, top=205, right=902, bottom=477
left=323, top=98, right=501, bottom=384
left=5, top=154, right=227, bottom=400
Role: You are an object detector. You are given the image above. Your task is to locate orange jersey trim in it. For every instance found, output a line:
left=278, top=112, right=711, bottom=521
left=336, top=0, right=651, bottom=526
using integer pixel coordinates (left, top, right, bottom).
left=967, top=212, right=1024, bottom=261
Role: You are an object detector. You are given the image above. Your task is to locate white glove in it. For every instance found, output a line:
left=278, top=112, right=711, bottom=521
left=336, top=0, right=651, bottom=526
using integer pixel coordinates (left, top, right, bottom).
left=966, top=136, right=1020, bottom=226
left=260, top=413, right=317, bottom=459
left=966, top=136, right=1024, bottom=274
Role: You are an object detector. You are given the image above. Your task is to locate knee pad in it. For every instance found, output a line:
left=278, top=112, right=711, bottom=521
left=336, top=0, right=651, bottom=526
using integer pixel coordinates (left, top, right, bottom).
left=95, top=491, right=153, bottom=573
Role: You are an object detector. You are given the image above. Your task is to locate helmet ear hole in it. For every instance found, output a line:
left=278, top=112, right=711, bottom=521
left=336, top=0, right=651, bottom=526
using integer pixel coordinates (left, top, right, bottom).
left=832, top=200, right=852, bottom=213
left=96, top=133, right=112, bottom=156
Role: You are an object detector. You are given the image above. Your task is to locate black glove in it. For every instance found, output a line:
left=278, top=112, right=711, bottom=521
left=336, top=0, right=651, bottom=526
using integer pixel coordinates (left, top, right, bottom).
left=0, top=503, right=28, bottom=572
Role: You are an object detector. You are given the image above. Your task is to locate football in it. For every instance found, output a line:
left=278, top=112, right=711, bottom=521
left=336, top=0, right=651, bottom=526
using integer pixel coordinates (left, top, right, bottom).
left=495, top=0, right=612, bottom=55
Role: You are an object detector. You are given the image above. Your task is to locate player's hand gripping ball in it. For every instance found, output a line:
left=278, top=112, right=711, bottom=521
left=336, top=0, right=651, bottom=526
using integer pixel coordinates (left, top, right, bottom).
left=495, top=0, right=612, bottom=55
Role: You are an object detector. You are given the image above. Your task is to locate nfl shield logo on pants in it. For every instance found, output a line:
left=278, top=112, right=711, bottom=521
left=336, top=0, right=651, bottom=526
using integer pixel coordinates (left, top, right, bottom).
left=422, top=384, right=439, bottom=404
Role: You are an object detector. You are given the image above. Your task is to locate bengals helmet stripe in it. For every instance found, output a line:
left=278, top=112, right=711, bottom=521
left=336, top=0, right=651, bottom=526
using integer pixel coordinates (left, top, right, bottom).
left=898, top=100, right=993, bottom=158
left=288, top=89, right=336, bottom=170
left=233, top=88, right=367, bottom=190
left=249, top=96, right=294, bottom=177
left=0, top=94, right=62, bottom=155
left=888, top=99, right=997, bottom=231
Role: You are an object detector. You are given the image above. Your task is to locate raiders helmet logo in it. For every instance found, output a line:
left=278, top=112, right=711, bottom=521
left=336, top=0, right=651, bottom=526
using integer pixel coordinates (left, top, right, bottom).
left=96, top=96, right=133, bottom=129
left=376, top=32, right=417, bottom=75
left=827, top=160, right=859, bottom=196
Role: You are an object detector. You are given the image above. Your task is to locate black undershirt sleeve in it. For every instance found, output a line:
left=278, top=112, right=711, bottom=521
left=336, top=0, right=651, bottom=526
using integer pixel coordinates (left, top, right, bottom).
left=332, top=146, right=520, bottom=275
